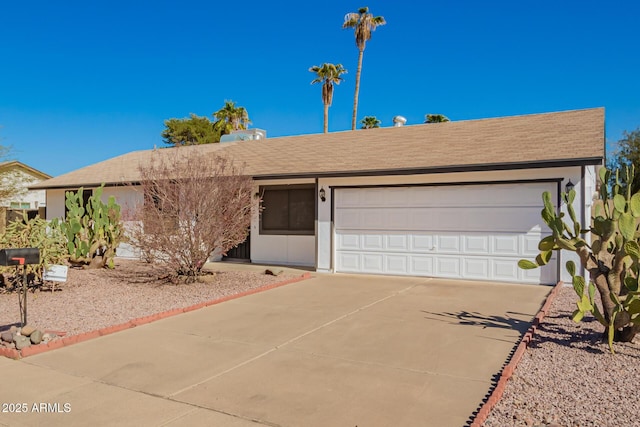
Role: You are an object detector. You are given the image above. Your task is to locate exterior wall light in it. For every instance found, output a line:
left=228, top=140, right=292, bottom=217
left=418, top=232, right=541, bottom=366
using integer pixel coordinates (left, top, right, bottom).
left=565, top=180, right=575, bottom=193
left=319, top=187, right=326, bottom=202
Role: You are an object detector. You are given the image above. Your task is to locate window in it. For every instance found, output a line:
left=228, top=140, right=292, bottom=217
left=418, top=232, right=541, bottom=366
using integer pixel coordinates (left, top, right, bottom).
left=10, top=202, right=31, bottom=209
left=259, top=185, right=315, bottom=235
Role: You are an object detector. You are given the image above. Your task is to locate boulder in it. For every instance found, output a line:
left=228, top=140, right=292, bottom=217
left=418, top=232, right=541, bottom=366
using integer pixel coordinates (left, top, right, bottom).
left=14, top=335, right=31, bottom=350
left=20, top=325, right=35, bottom=337
left=0, top=332, right=13, bottom=343
left=30, top=330, right=43, bottom=345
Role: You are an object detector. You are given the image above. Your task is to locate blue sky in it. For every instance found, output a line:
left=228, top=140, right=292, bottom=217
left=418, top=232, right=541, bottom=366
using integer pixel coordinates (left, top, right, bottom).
left=1, top=1, right=638, bottom=177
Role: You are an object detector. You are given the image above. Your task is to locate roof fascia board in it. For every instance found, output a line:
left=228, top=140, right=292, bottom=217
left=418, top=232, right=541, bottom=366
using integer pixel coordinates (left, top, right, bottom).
left=252, top=157, right=604, bottom=181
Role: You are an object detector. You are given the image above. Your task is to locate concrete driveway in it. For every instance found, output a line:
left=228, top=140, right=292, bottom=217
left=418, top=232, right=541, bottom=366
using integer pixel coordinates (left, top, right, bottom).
left=0, top=273, right=549, bottom=427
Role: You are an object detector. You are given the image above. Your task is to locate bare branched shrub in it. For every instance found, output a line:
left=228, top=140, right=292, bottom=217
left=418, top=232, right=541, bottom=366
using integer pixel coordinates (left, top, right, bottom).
left=127, top=149, right=253, bottom=282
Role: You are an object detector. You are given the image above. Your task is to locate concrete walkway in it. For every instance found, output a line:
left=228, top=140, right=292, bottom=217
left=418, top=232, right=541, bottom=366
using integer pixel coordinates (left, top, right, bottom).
left=0, top=273, right=550, bottom=427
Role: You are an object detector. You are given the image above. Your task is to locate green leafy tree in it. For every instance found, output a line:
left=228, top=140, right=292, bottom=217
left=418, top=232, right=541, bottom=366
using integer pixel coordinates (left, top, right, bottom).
left=213, top=100, right=251, bottom=135
left=162, top=114, right=220, bottom=146
left=520, top=166, right=640, bottom=352
left=425, top=114, right=450, bottom=123
left=360, top=116, right=381, bottom=129
left=610, top=128, right=640, bottom=194
left=309, top=63, right=347, bottom=133
left=343, top=7, right=386, bottom=131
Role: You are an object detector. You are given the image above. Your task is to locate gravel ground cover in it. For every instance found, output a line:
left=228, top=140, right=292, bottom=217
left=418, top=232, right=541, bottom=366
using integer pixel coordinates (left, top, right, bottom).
left=0, top=260, right=296, bottom=337
left=483, top=285, right=640, bottom=427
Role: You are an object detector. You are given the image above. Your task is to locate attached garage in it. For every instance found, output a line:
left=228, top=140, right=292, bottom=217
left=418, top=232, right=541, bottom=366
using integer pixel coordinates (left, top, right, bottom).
left=334, top=182, right=559, bottom=284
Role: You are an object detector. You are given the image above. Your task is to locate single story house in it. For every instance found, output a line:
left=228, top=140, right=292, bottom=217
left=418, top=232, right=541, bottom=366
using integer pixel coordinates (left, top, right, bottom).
left=30, top=108, right=605, bottom=285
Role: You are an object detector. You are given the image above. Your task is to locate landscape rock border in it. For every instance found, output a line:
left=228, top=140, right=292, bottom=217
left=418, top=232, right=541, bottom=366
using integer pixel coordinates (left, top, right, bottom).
left=0, top=272, right=312, bottom=360
left=469, top=280, right=563, bottom=427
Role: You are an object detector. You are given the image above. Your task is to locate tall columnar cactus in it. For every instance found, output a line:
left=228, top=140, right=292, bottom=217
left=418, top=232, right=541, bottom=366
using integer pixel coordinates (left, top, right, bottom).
left=519, top=166, right=640, bottom=352
left=56, top=185, right=123, bottom=269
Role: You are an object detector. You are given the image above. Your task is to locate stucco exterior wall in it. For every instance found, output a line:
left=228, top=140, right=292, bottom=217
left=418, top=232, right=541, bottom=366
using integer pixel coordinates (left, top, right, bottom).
left=1, top=168, right=47, bottom=209
left=250, top=179, right=316, bottom=266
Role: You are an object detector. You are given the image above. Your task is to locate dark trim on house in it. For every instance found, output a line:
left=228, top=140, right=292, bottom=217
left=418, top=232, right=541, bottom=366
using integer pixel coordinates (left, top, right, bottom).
left=258, top=184, right=315, bottom=236
left=314, top=177, right=319, bottom=270
left=330, top=186, right=335, bottom=272
left=29, top=181, right=141, bottom=191
left=581, top=165, right=587, bottom=280
left=252, top=158, right=603, bottom=181
left=30, top=157, right=603, bottom=190
left=328, top=178, right=562, bottom=191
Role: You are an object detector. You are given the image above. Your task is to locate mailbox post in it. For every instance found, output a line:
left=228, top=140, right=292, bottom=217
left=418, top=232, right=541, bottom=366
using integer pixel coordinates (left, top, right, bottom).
left=0, top=248, right=40, bottom=326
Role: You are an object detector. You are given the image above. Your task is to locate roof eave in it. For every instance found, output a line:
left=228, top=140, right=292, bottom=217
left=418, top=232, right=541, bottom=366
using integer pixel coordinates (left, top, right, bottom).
left=251, top=157, right=604, bottom=180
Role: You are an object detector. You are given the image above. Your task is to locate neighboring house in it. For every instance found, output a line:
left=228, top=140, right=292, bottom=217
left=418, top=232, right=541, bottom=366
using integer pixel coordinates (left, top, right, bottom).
left=0, top=161, right=50, bottom=229
left=30, top=108, right=605, bottom=285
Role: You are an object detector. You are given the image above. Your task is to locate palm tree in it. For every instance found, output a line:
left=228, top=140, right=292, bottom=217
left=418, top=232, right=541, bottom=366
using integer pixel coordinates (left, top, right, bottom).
left=425, top=114, right=450, bottom=123
left=343, top=7, right=386, bottom=131
left=309, top=63, right=347, bottom=133
left=360, top=116, right=381, bottom=129
left=213, top=100, right=251, bottom=135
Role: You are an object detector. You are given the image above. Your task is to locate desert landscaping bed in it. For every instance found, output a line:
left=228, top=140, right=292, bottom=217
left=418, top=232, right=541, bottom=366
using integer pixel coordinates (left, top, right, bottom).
left=0, top=260, right=298, bottom=344
left=482, top=285, right=640, bottom=427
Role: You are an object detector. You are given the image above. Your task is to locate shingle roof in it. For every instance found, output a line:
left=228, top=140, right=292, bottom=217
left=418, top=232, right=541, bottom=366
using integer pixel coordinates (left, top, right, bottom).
left=31, top=108, right=604, bottom=189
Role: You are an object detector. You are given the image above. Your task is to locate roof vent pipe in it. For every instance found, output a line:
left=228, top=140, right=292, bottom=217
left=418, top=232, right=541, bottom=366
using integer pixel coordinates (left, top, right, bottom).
left=392, top=116, right=407, bottom=127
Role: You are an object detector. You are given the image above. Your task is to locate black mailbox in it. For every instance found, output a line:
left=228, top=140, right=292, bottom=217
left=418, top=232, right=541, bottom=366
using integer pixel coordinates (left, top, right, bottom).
left=0, top=248, right=40, bottom=266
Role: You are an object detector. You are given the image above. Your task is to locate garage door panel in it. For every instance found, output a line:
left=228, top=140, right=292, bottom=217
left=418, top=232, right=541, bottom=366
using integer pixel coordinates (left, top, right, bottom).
left=464, top=235, right=490, bottom=253
left=361, top=211, right=384, bottom=228
left=493, top=235, right=521, bottom=255
left=335, top=210, right=360, bottom=228
left=436, top=257, right=461, bottom=276
left=362, top=234, right=384, bottom=250
left=463, top=258, right=490, bottom=279
left=412, top=235, right=434, bottom=252
left=387, top=235, right=409, bottom=251
left=410, top=256, right=433, bottom=274
left=338, top=233, right=361, bottom=250
left=437, top=235, right=461, bottom=253
left=336, top=184, right=552, bottom=208
left=386, top=255, right=409, bottom=274
left=362, top=254, right=384, bottom=272
left=387, top=210, right=409, bottom=228
left=337, top=253, right=360, bottom=271
left=493, top=260, right=520, bottom=281
left=522, top=234, right=547, bottom=255
left=335, top=184, right=558, bottom=284
left=407, top=207, right=547, bottom=233
left=336, top=208, right=538, bottom=232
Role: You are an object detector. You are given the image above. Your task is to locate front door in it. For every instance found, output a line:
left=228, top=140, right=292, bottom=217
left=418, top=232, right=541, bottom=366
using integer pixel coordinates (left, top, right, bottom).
left=223, top=233, right=251, bottom=261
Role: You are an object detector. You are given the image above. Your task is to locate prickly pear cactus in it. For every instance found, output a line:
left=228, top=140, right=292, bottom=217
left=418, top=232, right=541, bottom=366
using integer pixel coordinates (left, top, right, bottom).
left=0, top=211, right=67, bottom=282
left=59, top=184, right=123, bottom=269
left=519, top=166, right=640, bottom=352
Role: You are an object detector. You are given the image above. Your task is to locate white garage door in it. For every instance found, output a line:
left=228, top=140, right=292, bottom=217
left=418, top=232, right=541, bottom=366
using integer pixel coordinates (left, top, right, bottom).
left=334, top=183, right=558, bottom=284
